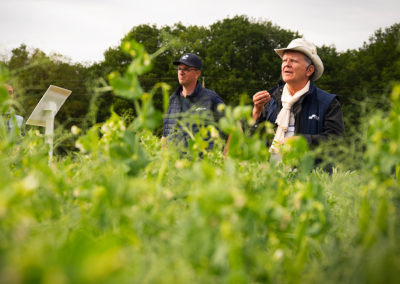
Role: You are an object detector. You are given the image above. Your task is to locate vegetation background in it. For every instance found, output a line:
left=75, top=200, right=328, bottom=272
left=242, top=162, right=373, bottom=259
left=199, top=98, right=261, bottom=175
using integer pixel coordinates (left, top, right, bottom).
left=4, top=16, right=400, bottom=139
left=0, top=15, right=400, bottom=283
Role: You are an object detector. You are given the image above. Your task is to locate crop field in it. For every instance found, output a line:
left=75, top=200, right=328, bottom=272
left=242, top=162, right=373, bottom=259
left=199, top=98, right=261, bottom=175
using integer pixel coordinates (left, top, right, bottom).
left=0, top=41, right=399, bottom=283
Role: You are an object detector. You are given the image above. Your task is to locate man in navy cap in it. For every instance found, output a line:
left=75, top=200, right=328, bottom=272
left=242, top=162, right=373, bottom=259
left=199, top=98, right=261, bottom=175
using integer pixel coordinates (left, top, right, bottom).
left=162, top=53, right=225, bottom=149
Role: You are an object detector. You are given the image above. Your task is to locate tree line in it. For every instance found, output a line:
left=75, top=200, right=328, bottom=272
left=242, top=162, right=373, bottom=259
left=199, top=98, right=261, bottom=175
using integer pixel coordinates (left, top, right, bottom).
left=2, top=15, right=400, bottom=138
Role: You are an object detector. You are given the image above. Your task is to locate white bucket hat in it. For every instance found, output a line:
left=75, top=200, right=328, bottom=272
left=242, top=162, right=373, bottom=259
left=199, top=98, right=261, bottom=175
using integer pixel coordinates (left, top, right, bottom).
left=274, top=38, right=324, bottom=81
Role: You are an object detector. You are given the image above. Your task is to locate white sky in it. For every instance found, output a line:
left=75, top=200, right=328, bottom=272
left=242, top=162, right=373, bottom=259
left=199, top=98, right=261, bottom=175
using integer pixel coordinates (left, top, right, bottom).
left=0, top=0, right=399, bottom=64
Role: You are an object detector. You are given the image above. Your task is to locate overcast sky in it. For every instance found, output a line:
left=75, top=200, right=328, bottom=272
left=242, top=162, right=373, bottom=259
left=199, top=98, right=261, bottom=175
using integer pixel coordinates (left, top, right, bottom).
left=0, top=0, right=399, bottom=64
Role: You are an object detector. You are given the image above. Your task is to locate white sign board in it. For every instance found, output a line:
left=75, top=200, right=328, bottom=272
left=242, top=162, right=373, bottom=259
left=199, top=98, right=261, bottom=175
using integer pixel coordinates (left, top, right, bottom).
left=26, top=85, right=72, bottom=127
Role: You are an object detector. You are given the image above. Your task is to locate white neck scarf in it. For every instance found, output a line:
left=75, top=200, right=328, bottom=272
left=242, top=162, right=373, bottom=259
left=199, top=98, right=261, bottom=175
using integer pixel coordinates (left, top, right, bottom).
left=270, top=81, right=310, bottom=154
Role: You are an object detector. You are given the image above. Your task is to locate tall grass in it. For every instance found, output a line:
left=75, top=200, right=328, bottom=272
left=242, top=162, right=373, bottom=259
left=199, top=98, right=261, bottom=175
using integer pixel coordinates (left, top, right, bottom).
left=0, top=41, right=399, bottom=283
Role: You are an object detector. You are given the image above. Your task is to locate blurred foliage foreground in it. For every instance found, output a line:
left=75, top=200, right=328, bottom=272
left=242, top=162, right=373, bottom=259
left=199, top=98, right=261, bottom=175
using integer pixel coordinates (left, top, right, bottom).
left=0, top=41, right=400, bottom=284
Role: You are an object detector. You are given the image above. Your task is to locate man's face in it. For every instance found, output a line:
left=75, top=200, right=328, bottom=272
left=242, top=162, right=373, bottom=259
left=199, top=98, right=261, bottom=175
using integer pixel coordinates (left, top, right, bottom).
left=281, top=51, right=314, bottom=85
left=177, top=64, right=200, bottom=86
left=7, top=85, right=14, bottom=99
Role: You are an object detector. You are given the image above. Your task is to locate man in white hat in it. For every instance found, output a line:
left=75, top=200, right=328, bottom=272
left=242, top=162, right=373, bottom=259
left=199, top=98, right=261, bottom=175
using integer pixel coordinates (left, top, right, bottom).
left=252, top=38, right=344, bottom=154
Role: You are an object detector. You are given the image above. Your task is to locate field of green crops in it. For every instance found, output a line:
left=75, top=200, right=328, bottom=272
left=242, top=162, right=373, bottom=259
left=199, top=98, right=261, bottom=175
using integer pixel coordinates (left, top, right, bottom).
left=1, top=41, right=400, bottom=283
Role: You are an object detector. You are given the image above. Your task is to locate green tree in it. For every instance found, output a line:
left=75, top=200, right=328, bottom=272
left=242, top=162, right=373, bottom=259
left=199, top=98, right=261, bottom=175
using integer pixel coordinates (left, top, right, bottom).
left=88, top=25, right=167, bottom=124
left=205, top=15, right=299, bottom=105
left=318, top=23, right=400, bottom=138
left=6, top=44, right=90, bottom=129
left=7, top=18, right=398, bottom=143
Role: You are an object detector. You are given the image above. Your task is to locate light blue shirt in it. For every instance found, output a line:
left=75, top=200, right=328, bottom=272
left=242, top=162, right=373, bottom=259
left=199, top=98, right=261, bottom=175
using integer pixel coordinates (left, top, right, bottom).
left=7, top=114, right=24, bottom=133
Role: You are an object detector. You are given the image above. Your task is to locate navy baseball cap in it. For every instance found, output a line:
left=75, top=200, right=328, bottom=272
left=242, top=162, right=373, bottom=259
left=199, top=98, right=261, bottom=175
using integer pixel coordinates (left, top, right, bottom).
left=173, top=53, right=202, bottom=70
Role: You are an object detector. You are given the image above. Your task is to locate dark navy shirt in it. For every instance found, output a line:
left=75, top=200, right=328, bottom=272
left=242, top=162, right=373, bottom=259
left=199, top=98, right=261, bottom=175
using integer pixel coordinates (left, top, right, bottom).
left=163, top=82, right=224, bottom=146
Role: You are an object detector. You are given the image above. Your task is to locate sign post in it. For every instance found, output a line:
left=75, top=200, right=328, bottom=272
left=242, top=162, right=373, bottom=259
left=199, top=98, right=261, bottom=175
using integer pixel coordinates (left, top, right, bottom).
left=26, top=85, right=71, bottom=160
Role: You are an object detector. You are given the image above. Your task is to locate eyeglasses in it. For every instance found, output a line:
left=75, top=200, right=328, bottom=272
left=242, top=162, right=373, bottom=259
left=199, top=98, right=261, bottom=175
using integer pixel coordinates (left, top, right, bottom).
left=175, top=67, right=198, bottom=72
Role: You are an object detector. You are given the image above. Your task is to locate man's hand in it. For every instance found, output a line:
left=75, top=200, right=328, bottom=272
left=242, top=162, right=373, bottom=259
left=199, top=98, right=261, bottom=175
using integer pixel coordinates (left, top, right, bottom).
left=284, top=136, right=299, bottom=143
left=161, top=136, right=167, bottom=149
left=252, top=90, right=271, bottom=121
